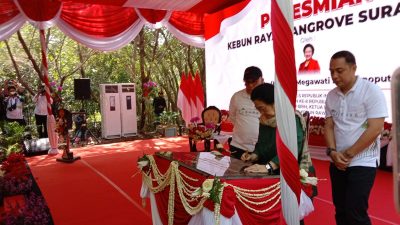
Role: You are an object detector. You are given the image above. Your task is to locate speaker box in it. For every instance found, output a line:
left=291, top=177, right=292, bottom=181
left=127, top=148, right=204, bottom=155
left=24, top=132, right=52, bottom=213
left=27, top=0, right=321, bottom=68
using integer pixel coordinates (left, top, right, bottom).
left=74, top=79, right=91, bottom=100
left=23, top=138, right=50, bottom=155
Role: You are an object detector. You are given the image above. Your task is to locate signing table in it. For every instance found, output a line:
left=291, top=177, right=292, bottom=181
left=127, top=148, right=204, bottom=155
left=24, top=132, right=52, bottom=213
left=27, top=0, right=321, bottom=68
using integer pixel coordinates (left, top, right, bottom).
left=140, top=152, right=283, bottom=225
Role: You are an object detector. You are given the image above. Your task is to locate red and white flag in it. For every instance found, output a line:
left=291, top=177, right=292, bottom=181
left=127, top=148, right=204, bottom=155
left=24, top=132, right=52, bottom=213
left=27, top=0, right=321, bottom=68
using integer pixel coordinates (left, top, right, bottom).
left=177, top=73, right=192, bottom=126
left=194, top=71, right=205, bottom=118
left=187, top=72, right=198, bottom=119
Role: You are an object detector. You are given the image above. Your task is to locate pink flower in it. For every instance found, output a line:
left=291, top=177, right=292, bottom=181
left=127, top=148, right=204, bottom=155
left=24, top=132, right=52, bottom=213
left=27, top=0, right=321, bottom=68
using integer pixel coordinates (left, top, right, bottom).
left=57, top=86, right=63, bottom=92
left=143, top=81, right=158, bottom=88
left=205, top=123, right=215, bottom=129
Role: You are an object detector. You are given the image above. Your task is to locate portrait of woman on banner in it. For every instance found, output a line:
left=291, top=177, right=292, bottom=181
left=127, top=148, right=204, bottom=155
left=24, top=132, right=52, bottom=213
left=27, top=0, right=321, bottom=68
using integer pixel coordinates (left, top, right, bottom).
left=298, top=43, right=320, bottom=74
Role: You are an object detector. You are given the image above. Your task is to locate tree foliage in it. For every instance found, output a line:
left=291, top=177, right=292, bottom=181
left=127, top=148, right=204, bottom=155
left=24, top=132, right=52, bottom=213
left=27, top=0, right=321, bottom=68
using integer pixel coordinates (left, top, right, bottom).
left=0, top=25, right=205, bottom=133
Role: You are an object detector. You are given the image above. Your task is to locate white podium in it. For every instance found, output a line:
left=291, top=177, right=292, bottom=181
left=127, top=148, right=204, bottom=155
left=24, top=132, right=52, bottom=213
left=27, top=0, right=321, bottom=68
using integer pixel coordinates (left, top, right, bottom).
left=119, top=83, right=137, bottom=137
left=100, top=84, right=122, bottom=139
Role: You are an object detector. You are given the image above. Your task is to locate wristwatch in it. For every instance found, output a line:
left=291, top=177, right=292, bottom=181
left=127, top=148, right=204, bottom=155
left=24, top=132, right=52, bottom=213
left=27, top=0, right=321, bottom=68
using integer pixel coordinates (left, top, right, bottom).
left=326, top=147, right=336, bottom=156
left=265, top=162, right=273, bottom=175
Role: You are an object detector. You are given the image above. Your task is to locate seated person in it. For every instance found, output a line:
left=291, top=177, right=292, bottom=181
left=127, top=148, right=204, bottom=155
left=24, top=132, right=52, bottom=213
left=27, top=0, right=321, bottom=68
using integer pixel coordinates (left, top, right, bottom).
left=241, top=83, right=316, bottom=194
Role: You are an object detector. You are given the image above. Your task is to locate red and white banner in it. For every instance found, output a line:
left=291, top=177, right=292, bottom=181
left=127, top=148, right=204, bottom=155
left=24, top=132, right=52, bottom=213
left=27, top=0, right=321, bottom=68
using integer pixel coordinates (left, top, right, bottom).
left=205, top=0, right=400, bottom=122
left=0, top=0, right=210, bottom=48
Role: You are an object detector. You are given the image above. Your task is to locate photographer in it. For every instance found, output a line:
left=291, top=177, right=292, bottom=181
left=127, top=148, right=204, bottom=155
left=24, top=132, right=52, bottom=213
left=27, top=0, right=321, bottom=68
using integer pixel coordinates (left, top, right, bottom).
left=72, top=110, right=87, bottom=146
left=4, top=85, right=26, bottom=126
left=33, top=85, right=50, bottom=138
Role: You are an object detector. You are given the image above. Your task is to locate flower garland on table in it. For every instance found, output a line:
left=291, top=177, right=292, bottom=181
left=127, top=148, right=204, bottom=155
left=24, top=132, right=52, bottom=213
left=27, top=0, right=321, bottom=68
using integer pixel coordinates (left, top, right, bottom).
left=138, top=154, right=286, bottom=225
left=227, top=182, right=281, bottom=214
left=139, top=155, right=208, bottom=225
left=191, top=177, right=225, bottom=224
left=138, top=153, right=323, bottom=224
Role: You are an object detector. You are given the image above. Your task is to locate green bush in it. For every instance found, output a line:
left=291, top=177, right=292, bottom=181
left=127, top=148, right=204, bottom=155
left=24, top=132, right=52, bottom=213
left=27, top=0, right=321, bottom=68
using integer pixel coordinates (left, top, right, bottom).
left=156, top=111, right=179, bottom=127
left=0, top=122, right=25, bottom=160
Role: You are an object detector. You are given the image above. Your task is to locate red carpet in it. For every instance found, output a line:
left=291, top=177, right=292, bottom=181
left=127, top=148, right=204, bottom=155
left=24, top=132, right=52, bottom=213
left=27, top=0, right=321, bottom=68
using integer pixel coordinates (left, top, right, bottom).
left=26, top=137, right=400, bottom=225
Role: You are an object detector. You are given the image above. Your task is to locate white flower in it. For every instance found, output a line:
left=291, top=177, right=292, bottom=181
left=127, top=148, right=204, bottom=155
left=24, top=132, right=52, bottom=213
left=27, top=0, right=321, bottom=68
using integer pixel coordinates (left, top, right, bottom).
left=191, top=187, right=202, bottom=197
left=300, top=169, right=318, bottom=185
left=300, top=169, right=308, bottom=178
left=201, top=192, right=210, bottom=198
left=303, top=177, right=318, bottom=186
left=202, top=179, right=214, bottom=193
left=137, top=160, right=149, bottom=169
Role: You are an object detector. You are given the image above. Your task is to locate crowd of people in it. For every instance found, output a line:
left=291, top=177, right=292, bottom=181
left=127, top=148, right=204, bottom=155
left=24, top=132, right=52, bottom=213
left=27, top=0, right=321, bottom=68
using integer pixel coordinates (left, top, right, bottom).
left=226, top=50, right=388, bottom=225
left=0, top=80, right=61, bottom=140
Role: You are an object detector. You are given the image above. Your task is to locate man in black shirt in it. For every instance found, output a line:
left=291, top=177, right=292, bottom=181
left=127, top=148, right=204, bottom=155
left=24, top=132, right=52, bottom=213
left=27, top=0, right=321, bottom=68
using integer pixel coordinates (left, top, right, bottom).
left=153, top=91, right=167, bottom=116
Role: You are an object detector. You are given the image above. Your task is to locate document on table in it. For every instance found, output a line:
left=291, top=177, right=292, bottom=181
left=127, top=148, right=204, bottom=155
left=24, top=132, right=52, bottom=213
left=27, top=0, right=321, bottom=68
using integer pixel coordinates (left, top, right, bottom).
left=196, top=152, right=231, bottom=176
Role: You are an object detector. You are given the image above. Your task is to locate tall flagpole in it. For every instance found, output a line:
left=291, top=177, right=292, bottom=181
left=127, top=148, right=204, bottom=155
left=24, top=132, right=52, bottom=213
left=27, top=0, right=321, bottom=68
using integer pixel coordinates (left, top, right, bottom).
left=271, top=0, right=301, bottom=224
left=39, top=29, right=59, bottom=155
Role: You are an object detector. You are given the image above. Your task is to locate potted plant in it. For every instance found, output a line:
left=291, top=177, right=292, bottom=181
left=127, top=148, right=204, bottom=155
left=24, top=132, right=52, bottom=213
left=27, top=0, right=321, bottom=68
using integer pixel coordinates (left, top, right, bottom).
left=156, top=111, right=179, bottom=137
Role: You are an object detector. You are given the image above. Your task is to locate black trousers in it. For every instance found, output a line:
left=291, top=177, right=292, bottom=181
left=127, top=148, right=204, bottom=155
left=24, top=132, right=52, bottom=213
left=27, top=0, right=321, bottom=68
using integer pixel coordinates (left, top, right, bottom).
left=35, top=114, right=48, bottom=138
left=329, top=163, right=376, bottom=225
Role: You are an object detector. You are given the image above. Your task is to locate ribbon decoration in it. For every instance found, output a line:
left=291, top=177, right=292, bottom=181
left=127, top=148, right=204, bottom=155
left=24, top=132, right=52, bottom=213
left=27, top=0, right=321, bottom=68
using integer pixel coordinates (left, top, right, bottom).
left=39, top=29, right=58, bottom=154
left=271, top=0, right=301, bottom=224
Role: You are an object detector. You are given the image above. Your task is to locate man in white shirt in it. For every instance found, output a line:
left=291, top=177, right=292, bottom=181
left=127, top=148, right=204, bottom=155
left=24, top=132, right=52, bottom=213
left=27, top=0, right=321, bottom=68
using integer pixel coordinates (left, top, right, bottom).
left=5, top=85, right=26, bottom=126
left=33, top=85, right=50, bottom=138
left=324, top=51, right=388, bottom=225
left=229, top=66, right=263, bottom=159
